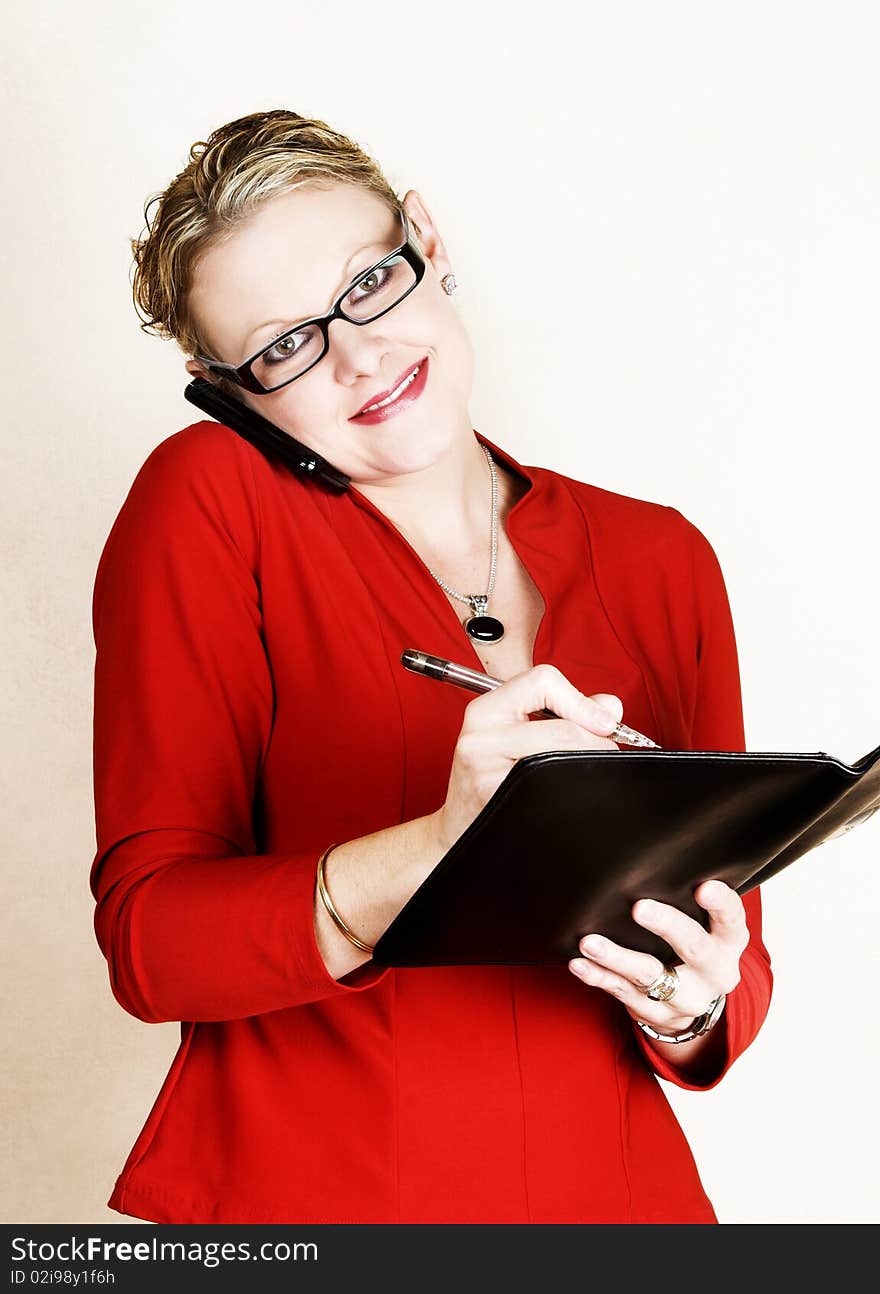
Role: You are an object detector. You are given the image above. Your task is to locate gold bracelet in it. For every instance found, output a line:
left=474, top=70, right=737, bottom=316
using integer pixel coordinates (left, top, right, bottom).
left=315, top=843, right=375, bottom=954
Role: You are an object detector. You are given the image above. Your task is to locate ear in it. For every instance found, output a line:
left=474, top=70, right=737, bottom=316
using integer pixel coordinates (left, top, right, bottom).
left=185, top=358, right=212, bottom=382
left=401, top=189, right=453, bottom=282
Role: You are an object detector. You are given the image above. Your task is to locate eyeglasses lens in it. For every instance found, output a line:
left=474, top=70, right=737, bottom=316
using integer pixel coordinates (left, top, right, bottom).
left=251, top=254, right=418, bottom=392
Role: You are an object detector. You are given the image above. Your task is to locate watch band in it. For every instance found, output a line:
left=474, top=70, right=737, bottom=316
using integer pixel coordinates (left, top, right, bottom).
left=635, top=993, right=727, bottom=1044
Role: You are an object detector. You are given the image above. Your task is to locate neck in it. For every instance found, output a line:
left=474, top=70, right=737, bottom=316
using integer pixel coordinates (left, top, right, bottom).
left=352, top=430, right=511, bottom=557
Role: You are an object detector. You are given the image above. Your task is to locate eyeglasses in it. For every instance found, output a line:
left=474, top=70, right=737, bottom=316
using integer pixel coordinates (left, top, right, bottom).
left=196, top=205, right=426, bottom=395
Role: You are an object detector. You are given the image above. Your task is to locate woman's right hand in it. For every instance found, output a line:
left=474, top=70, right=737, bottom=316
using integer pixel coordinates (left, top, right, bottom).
left=431, top=663, right=624, bottom=854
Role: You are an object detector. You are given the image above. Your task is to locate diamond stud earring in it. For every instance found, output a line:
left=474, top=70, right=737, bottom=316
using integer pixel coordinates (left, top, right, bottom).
left=441, top=273, right=458, bottom=295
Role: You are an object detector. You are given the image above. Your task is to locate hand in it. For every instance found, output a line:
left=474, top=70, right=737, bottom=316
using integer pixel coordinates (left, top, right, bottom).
left=432, top=663, right=623, bottom=854
left=567, top=880, right=750, bottom=1033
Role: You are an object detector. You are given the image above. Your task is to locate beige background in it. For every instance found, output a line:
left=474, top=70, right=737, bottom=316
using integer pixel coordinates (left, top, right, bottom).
left=3, top=0, right=878, bottom=1224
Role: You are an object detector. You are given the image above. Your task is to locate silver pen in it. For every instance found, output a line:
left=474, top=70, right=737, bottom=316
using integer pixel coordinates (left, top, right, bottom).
left=400, top=649, right=660, bottom=749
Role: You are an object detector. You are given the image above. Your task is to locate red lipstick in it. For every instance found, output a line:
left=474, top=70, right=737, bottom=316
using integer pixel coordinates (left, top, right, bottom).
left=349, top=357, right=429, bottom=425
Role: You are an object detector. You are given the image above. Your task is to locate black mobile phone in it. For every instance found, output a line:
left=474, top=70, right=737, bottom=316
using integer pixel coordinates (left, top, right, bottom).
left=184, top=377, right=351, bottom=493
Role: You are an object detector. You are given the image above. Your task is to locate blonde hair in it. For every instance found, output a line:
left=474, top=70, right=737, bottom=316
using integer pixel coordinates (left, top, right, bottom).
left=130, top=108, right=409, bottom=395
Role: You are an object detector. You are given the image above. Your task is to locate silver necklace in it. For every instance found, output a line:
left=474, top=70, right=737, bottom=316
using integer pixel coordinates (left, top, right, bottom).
left=424, top=444, right=505, bottom=643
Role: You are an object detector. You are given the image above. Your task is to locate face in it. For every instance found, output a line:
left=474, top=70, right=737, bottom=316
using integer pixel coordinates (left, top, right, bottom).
left=185, top=182, right=475, bottom=486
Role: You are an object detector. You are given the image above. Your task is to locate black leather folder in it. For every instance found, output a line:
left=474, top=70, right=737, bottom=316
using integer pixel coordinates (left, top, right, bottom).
left=371, top=743, right=880, bottom=967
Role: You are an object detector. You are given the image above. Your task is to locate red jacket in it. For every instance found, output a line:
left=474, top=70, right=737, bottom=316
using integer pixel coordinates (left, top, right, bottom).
left=90, top=420, right=772, bottom=1223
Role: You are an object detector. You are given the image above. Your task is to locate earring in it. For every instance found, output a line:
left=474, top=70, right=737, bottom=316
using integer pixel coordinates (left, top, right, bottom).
left=441, top=273, right=458, bottom=295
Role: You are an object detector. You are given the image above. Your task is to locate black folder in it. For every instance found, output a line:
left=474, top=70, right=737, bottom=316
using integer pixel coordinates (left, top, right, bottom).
left=371, top=743, right=880, bottom=967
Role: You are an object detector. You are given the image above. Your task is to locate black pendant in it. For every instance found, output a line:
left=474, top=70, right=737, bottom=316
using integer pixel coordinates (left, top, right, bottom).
left=466, top=614, right=505, bottom=642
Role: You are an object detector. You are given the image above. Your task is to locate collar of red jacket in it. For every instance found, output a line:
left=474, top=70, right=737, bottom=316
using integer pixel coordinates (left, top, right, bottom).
left=473, top=428, right=536, bottom=493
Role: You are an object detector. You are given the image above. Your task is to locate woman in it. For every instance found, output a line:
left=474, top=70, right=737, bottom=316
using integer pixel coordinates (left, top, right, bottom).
left=90, top=108, right=772, bottom=1224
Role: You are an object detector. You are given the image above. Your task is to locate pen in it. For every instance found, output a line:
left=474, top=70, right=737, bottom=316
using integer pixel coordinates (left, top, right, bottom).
left=400, top=649, right=661, bottom=749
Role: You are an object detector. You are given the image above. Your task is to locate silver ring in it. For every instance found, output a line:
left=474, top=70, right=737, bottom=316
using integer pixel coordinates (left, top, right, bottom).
left=644, top=964, right=679, bottom=1002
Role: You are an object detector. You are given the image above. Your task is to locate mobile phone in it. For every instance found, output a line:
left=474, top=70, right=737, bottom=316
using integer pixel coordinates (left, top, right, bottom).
left=184, top=377, right=351, bottom=493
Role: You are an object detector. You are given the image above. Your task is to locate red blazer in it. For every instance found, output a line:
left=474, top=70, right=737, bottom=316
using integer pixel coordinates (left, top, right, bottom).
left=90, top=420, right=772, bottom=1224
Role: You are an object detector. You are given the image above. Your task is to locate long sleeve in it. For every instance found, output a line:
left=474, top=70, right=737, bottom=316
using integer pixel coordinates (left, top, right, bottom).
left=90, top=424, right=388, bottom=1024
left=630, top=509, right=773, bottom=1090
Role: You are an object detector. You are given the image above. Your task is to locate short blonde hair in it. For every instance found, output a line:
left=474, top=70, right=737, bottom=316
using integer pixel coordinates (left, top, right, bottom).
left=130, top=108, right=409, bottom=393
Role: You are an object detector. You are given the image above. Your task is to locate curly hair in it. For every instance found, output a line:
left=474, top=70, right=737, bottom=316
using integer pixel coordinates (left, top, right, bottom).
left=130, top=109, right=409, bottom=396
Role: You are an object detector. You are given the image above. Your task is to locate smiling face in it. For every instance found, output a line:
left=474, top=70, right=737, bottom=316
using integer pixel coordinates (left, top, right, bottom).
left=185, top=182, right=475, bottom=487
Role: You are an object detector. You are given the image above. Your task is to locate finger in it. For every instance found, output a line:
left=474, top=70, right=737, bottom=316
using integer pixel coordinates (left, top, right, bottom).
left=631, top=898, right=713, bottom=970
left=569, top=957, right=648, bottom=1009
left=576, top=933, right=714, bottom=1021
left=695, top=880, right=750, bottom=954
left=568, top=958, right=696, bottom=1028
left=463, top=662, right=622, bottom=738
left=501, top=717, right=619, bottom=759
left=578, top=933, right=666, bottom=992
left=589, top=693, right=624, bottom=725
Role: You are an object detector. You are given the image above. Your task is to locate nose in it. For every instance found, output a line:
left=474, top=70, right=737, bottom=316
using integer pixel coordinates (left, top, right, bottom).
left=326, top=315, right=392, bottom=384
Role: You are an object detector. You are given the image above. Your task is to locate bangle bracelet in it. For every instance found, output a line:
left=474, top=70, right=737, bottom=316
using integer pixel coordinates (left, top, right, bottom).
left=316, top=843, right=375, bottom=954
left=636, top=994, right=727, bottom=1044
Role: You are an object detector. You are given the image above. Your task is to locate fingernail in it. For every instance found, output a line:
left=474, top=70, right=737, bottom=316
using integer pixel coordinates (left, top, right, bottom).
left=581, top=935, right=604, bottom=955
left=590, top=703, right=618, bottom=731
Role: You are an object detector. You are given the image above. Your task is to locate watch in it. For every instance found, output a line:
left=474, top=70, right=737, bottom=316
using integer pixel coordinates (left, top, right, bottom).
left=635, top=994, right=727, bottom=1044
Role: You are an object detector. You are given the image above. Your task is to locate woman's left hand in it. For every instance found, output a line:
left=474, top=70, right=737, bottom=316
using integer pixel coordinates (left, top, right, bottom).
left=567, top=879, right=750, bottom=1032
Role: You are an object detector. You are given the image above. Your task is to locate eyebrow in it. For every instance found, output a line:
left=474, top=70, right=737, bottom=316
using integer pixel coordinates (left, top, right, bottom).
left=238, top=240, right=389, bottom=357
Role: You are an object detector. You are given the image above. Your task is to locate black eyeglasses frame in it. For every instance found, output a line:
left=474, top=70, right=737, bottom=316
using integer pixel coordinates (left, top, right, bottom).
left=195, top=205, right=426, bottom=396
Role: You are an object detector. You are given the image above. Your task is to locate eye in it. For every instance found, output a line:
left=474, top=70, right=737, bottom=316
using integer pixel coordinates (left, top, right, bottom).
left=350, top=265, right=391, bottom=299
left=264, top=330, right=306, bottom=364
